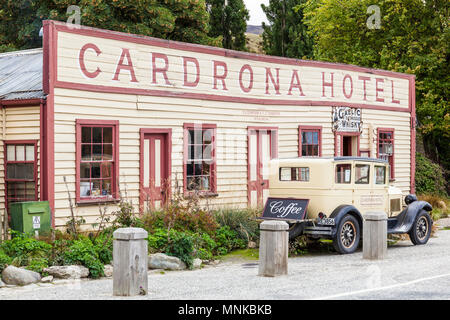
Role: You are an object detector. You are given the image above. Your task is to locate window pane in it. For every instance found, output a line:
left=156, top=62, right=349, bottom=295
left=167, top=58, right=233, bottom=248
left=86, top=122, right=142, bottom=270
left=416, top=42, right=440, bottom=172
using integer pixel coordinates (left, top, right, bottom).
left=301, top=145, right=307, bottom=156
left=93, top=145, right=102, bottom=160
left=306, top=132, right=312, bottom=144
left=375, top=166, right=386, bottom=184
left=186, top=162, right=194, bottom=176
left=81, top=145, right=92, bottom=161
left=7, top=163, right=34, bottom=180
left=203, top=145, right=212, bottom=161
left=355, top=164, right=370, bottom=184
left=82, top=127, right=91, bottom=143
left=103, top=127, right=112, bottom=143
left=101, top=163, right=112, bottom=178
left=103, top=144, right=113, bottom=160
left=16, top=145, right=25, bottom=161
left=203, top=129, right=212, bottom=144
left=25, top=146, right=35, bottom=161
left=313, top=132, right=318, bottom=144
left=80, top=181, right=92, bottom=197
left=91, top=180, right=101, bottom=196
left=200, top=176, right=210, bottom=190
left=336, top=164, right=351, bottom=184
left=91, top=163, right=101, bottom=179
left=280, top=168, right=291, bottom=181
left=102, top=179, right=112, bottom=196
left=313, top=145, right=319, bottom=156
left=93, top=127, right=102, bottom=143
left=7, top=145, right=15, bottom=161
left=194, top=145, right=203, bottom=160
left=80, top=163, right=90, bottom=179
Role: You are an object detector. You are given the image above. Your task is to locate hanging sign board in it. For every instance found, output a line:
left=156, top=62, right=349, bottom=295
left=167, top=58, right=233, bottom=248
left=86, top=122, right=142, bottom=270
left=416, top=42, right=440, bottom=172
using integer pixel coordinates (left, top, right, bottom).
left=259, top=197, right=309, bottom=222
left=332, top=106, right=363, bottom=133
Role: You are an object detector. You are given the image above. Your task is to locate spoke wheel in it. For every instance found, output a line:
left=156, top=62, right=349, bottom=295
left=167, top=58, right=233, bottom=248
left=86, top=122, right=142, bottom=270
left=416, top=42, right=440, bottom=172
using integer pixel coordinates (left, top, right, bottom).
left=333, top=214, right=360, bottom=254
left=409, top=210, right=432, bottom=245
left=340, top=221, right=356, bottom=248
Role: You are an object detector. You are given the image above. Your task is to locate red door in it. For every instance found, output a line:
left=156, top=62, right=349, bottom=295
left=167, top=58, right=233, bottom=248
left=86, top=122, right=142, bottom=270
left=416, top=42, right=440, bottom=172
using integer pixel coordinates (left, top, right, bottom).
left=247, top=128, right=277, bottom=208
left=140, top=130, right=171, bottom=211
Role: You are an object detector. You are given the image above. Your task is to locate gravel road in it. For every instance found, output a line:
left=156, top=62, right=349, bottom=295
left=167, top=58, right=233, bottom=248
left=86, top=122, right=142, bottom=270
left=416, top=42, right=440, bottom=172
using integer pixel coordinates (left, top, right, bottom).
left=1, top=228, right=449, bottom=300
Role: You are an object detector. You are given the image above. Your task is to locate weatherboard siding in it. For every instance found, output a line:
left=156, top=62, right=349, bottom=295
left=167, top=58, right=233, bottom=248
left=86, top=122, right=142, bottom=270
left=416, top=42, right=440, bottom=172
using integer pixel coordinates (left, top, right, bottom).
left=51, top=88, right=412, bottom=229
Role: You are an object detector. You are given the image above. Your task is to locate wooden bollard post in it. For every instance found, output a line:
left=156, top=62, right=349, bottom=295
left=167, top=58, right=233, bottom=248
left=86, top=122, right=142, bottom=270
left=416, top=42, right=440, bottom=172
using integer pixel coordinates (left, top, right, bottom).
left=363, top=212, right=388, bottom=260
left=258, top=220, right=289, bottom=277
left=113, top=227, right=148, bottom=296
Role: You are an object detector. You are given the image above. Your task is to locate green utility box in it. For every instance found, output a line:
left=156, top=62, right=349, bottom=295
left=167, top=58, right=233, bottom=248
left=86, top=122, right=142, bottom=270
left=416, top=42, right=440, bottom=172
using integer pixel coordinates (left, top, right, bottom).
left=9, top=201, right=51, bottom=236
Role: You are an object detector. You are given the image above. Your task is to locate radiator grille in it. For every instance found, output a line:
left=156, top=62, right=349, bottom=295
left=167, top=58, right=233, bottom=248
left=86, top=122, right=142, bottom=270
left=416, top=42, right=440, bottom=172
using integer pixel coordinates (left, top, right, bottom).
left=390, top=198, right=401, bottom=212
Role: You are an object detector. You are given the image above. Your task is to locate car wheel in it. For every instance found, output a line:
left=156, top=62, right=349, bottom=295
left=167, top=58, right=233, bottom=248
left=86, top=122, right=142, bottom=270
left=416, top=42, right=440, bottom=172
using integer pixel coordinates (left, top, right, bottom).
left=288, top=223, right=304, bottom=240
left=333, top=214, right=360, bottom=254
left=409, top=210, right=432, bottom=245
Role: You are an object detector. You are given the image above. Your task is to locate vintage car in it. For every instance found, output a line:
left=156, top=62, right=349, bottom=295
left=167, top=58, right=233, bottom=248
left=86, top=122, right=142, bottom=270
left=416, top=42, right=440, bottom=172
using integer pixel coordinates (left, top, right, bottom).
left=266, top=157, right=433, bottom=254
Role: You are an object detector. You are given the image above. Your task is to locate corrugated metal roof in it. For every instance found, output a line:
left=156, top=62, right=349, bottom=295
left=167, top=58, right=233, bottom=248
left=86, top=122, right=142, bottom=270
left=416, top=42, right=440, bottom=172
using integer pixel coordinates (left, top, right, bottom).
left=0, top=48, right=44, bottom=101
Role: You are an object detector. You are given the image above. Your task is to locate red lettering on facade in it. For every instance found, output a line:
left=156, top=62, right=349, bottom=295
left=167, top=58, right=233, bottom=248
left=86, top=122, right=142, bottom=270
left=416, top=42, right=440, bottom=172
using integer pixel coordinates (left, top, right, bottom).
left=391, top=80, right=400, bottom=104
left=79, top=43, right=102, bottom=79
left=375, top=78, right=385, bottom=102
left=358, top=76, right=371, bottom=101
left=287, top=70, right=305, bottom=96
left=342, top=74, right=353, bottom=99
left=322, top=72, right=334, bottom=97
left=113, top=48, right=138, bottom=82
left=213, top=60, right=228, bottom=90
left=183, top=57, right=200, bottom=87
left=152, top=53, right=171, bottom=85
left=239, top=64, right=253, bottom=93
left=265, top=68, right=281, bottom=95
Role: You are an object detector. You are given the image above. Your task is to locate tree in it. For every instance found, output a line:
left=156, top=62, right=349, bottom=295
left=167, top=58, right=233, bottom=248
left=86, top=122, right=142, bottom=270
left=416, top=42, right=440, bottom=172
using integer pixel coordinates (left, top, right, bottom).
left=304, top=0, right=449, bottom=193
left=0, top=0, right=221, bottom=52
left=261, top=0, right=314, bottom=59
left=206, top=0, right=249, bottom=51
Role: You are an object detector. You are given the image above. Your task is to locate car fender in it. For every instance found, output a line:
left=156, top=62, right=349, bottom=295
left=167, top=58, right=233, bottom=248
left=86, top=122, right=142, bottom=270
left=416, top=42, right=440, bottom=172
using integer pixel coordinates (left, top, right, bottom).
left=329, top=205, right=363, bottom=238
left=390, top=200, right=433, bottom=234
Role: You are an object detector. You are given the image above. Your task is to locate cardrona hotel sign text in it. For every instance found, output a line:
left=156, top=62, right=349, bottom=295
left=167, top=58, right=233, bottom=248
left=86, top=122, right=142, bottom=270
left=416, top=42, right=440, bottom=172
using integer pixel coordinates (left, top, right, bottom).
left=55, top=30, right=410, bottom=109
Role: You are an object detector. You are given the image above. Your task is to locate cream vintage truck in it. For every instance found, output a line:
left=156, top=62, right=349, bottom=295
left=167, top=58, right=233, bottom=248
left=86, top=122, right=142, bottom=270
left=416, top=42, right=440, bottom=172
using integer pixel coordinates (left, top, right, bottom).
left=263, top=157, right=433, bottom=254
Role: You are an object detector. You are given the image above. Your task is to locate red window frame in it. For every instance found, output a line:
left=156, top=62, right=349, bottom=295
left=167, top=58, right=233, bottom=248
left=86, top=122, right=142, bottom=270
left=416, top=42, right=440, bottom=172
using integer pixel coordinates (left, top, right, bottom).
left=4, top=140, right=39, bottom=210
left=75, top=119, right=120, bottom=203
left=377, top=128, right=395, bottom=180
left=183, top=123, right=217, bottom=196
left=298, top=125, right=322, bottom=157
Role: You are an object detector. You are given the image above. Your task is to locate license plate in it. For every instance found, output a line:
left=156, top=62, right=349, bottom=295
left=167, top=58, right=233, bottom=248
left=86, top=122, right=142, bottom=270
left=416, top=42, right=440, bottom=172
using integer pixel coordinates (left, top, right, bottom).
left=317, top=218, right=335, bottom=226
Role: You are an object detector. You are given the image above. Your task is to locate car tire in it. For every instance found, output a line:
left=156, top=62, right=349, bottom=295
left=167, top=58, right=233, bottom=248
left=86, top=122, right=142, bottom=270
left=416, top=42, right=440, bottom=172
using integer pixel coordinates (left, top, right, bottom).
left=333, top=214, right=360, bottom=254
left=408, top=210, right=432, bottom=245
left=288, top=223, right=304, bottom=240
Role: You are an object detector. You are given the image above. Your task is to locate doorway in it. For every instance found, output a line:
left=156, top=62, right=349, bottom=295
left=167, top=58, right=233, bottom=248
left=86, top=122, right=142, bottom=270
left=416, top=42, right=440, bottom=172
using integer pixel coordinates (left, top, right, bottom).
left=335, top=133, right=360, bottom=157
left=247, top=127, right=278, bottom=208
left=139, top=129, right=172, bottom=212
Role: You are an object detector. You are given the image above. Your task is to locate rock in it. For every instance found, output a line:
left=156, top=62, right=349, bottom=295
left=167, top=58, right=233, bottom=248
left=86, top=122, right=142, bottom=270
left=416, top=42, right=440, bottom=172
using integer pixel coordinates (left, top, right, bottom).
left=1, top=266, right=41, bottom=286
left=41, top=276, right=53, bottom=283
left=148, top=253, right=186, bottom=270
left=103, top=264, right=113, bottom=277
left=192, top=258, right=202, bottom=269
left=211, top=260, right=221, bottom=266
left=248, top=241, right=257, bottom=249
left=0, top=278, right=5, bottom=288
left=43, top=266, right=90, bottom=279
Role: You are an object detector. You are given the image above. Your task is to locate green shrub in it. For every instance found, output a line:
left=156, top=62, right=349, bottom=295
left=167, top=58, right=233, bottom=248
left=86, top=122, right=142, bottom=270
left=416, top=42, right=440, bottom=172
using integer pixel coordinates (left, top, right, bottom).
left=0, top=250, right=12, bottom=273
left=166, top=229, right=195, bottom=269
left=415, top=153, right=447, bottom=196
left=25, top=257, right=49, bottom=274
left=0, top=230, right=52, bottom=269
left=63, top=237, right=104, bottom=278
left=147, top=228, right=169, bottom=252
left=214, top=226, right=247, bottom=255
left=93, top=234, right=113, bottom=265
left=213, top=208, right=260, bottom=242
